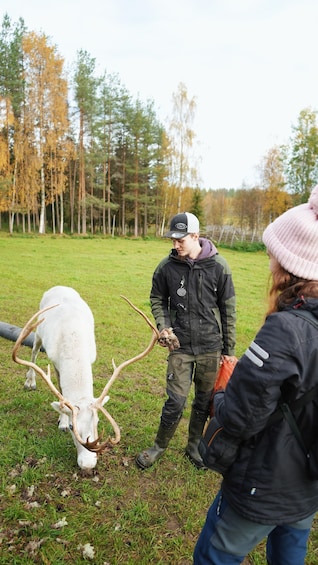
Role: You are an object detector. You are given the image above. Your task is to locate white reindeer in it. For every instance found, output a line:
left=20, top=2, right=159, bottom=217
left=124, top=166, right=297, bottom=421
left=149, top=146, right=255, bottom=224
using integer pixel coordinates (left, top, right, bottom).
left=12, top=286, right=160, bottom=472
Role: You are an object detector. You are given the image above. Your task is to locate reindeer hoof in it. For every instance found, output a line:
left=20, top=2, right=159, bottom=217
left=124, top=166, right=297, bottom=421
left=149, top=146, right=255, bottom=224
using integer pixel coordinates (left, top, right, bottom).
left=24, top=383, right=36, bottom=391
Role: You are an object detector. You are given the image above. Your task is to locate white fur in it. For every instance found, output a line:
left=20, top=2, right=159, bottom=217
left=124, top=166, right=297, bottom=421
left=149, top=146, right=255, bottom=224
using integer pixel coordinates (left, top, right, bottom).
left=25, top=286, right=102, bottom=471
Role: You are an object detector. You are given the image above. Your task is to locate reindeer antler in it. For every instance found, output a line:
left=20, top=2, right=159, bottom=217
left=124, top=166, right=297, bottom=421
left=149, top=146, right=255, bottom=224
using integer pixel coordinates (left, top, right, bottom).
left=12, top=305, right=64, bottom=400
left=93, top=296, right=160, bottom=445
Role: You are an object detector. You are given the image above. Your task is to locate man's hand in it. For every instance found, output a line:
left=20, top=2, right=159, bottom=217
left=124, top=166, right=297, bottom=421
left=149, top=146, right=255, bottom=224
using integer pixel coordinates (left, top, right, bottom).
left=158, top=328, right=180, bottom=352
left=221, top=354, right=237, bottom=364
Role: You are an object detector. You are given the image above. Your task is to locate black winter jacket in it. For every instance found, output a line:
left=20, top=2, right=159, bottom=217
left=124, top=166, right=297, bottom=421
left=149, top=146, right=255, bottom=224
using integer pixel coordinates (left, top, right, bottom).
left=150, top=238, right=236, bottom=356
left=214, top=300, right=318, bottom=525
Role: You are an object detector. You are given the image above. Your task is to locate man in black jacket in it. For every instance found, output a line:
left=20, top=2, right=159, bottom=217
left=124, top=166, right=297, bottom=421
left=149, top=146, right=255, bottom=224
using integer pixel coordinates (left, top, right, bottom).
left=136, top=212, right=236, bottom=470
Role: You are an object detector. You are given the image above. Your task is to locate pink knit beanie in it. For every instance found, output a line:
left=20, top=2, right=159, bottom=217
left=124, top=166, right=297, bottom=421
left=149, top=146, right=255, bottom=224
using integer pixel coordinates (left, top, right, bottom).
left=262, top=185, right=318, bottom=280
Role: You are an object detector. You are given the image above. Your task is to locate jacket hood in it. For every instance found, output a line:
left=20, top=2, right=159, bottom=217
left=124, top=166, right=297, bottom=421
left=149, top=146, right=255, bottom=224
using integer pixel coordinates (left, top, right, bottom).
left=197, top=237, right=218, bottom=260
left=283, top=297, right=318, bottom=320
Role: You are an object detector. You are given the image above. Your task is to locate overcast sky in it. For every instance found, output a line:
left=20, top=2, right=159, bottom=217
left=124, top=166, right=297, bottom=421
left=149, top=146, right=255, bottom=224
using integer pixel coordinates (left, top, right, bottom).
left=3, top=0, right=318, bottom=189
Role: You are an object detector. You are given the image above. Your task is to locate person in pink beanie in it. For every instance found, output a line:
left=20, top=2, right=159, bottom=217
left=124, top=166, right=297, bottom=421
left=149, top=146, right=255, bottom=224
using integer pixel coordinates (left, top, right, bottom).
left=194, top=186, right=318, bottom=565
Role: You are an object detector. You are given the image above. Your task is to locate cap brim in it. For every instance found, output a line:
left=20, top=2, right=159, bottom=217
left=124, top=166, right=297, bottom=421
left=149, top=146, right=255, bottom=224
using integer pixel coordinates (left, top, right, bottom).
left=163, top=231, right=188, bottom=239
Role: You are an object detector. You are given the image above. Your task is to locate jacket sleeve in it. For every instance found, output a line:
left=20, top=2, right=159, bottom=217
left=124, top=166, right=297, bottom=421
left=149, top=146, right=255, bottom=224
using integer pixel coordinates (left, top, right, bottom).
left=214, top=313, right=305, bottom=440
left=215, top=254, right=236, bottom=356
left=150, top=257, right=172, bottom=332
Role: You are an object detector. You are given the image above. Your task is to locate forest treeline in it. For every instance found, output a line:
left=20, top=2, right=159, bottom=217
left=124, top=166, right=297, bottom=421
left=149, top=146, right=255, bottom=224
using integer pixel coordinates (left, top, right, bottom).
left=1, top=14, right=318, bottom=237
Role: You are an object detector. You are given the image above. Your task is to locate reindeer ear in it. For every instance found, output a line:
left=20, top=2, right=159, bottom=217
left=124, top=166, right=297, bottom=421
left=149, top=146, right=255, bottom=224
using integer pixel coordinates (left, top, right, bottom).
left=51, top=401, right=71, bottom=415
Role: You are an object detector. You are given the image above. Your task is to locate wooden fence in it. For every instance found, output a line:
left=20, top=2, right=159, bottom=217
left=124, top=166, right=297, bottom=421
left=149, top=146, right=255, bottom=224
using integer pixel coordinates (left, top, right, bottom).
left=204, top=225, right=263, bottom=246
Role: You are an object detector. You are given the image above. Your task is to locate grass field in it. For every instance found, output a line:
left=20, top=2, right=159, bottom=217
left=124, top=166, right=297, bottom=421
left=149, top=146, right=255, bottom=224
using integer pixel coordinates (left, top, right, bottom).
left=0, top=234, right=317, bottom=564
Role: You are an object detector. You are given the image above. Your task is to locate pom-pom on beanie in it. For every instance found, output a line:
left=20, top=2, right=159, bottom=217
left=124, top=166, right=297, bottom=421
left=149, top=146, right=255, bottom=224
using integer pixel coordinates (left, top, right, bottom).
left=262, top=185, right=318, bottom=280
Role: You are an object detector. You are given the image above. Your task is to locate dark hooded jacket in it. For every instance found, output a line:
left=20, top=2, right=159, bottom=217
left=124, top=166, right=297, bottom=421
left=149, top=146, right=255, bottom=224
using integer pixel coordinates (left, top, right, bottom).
left=150, top=238, right=236, bottom=356
left=214, top=299, right=318, bottom=525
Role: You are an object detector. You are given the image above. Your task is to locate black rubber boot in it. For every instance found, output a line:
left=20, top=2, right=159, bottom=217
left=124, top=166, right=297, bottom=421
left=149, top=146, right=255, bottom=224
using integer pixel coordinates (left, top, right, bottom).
left=185, top=409, right=208, bottom=470
left=136, top=420, right=179, bottom=469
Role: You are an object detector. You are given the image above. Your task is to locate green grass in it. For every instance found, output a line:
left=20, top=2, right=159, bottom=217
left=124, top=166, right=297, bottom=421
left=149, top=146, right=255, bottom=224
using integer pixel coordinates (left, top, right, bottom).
left=0, top=234, right=317, bottom=564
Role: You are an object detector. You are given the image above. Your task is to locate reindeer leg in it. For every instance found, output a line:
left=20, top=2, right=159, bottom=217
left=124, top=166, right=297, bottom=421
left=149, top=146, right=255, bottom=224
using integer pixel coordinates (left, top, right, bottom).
left=51, top=400, right=70, bottom=432
left=24, top=332, right=42, bottom=390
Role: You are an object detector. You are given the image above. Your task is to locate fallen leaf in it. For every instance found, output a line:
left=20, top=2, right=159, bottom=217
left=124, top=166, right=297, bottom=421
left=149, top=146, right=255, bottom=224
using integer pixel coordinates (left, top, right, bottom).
left=51, top=517, right=68, bottom=529
left=27, top=485, right=35, bottom=498
left=77, top=542, right=95, bottom=560
left=25, top=501, right=40, bottom=509
left=7, top=484, right=16, bottom=494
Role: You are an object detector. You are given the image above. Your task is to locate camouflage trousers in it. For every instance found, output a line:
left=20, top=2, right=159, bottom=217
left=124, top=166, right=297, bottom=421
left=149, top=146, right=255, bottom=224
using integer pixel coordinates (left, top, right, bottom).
left=160, top=351, right=221, bottom=427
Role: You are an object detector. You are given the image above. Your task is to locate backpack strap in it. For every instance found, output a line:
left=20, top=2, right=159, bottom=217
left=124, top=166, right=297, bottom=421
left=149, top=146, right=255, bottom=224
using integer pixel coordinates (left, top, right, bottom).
left=280, top=402, right=310, bottom=454
left=269, top=383, right=318, bottom=426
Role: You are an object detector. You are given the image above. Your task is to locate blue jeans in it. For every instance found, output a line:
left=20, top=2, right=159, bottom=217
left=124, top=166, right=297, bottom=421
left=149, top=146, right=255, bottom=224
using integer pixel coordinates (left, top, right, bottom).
left=193, top=490, right=314, bottom=565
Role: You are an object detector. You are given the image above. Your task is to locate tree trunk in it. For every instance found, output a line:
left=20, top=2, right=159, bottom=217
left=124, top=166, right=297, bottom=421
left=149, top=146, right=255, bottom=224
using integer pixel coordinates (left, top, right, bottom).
left=39, top=165, right=46, bottom=234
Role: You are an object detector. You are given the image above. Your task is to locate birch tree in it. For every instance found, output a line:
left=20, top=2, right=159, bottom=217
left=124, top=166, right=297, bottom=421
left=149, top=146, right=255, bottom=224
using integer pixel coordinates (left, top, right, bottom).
left=168, top=82, right=198, bottom=212
left=259, top=145, right=290, bottom=223
left=22, top=31, right=69, bottom=233
left=285, top=108, right=318, bottom=203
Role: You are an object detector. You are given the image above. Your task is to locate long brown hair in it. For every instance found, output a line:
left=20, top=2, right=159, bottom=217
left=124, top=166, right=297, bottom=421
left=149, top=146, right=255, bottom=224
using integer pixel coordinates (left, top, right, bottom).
left=267, top=263, right=318, bottom=316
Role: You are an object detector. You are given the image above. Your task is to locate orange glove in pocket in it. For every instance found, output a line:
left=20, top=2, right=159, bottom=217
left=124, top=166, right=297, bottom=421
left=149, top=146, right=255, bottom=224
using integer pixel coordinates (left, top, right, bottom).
left=209, top=357, right=238, bottom=417
left=214, top=357, right=238, bottom=392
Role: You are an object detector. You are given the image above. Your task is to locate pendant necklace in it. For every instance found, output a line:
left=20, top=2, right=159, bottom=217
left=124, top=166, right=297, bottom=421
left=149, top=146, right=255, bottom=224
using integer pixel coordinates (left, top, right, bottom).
left=177, top=277, right=187, bottom=297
